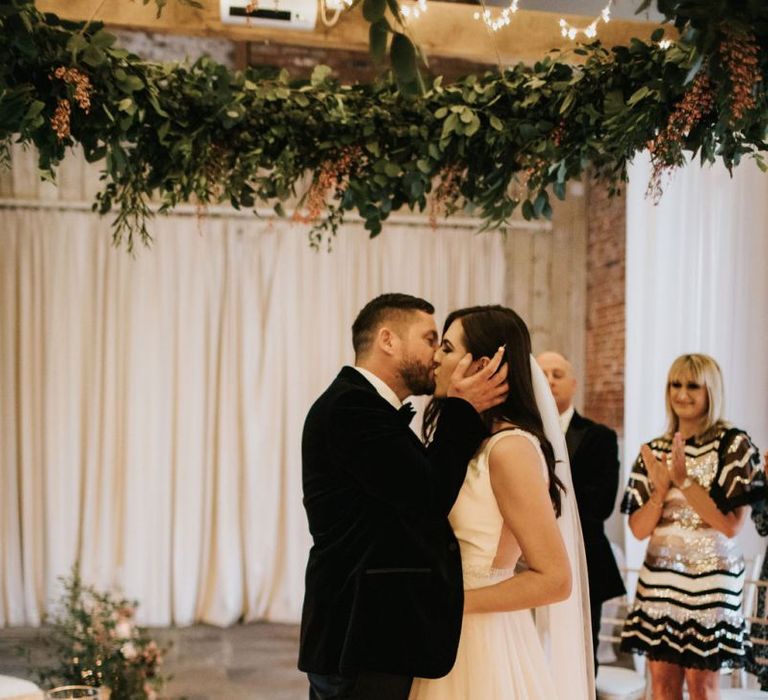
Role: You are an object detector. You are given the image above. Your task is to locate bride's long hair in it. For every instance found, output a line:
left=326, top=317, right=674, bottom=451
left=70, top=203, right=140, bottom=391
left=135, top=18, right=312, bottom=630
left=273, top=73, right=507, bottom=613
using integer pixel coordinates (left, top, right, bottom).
left=423, top=305, right=565, bottom=515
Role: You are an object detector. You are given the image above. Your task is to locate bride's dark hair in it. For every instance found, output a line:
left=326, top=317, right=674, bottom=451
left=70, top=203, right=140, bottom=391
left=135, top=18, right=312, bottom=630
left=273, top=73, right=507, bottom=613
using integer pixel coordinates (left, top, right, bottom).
left=423, top=305, right=565, bottom=516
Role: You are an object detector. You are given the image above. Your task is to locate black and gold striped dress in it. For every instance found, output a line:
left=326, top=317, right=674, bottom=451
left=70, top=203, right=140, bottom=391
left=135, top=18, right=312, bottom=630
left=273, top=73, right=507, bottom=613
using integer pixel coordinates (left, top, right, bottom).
left=620, top=425, right=764, bottom=670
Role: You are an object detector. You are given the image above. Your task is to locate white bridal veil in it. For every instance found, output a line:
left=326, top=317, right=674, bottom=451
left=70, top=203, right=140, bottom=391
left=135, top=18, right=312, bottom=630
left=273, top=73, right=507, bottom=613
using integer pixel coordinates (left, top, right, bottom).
left=529, top=355, right=596, bottom=700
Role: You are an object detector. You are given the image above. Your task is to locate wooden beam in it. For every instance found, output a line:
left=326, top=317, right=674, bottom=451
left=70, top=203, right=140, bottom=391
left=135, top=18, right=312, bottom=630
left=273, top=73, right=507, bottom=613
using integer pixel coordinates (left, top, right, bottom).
left=36, top=0, right=668, bottom=64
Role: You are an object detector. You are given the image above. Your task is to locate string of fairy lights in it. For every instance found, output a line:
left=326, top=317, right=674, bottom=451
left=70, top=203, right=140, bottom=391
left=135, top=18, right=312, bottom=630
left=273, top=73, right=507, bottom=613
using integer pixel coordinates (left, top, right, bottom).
left=557, top=0, right=613, bottom=40
left=473, top=0, right=616, bottom=36
left=321, top=0, right=671, bottom=49
left=402, top=0, right=652, bottom=46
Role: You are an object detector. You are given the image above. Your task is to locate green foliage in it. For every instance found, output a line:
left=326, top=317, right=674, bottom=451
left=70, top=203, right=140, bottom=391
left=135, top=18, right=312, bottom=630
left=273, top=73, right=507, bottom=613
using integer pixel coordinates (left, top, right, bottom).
left=27, top=565, right=169, bottom=700
left=0, top=0, right=767, bottom=248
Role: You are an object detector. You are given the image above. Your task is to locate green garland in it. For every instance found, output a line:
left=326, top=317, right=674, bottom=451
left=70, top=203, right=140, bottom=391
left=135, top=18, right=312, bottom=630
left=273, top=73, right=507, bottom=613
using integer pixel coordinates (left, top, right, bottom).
left=1, top=0, right=767, bottom=249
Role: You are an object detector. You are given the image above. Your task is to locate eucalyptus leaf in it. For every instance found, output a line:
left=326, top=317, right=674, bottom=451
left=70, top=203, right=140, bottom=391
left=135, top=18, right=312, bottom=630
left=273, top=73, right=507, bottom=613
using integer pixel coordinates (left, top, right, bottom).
left=442, top=112, right=458, bottom=138
left=81, top=45, right=106, bottom=67
left=459, top=108, right=474, bottom=124
left=90, top=30, right=117, bottom=49
left=627, top=86, right=651, bottom=106
left=416, top=158, right=431, bottom=173
left=65, top=33, right=87, bottom=55
left=384, top=161, right=401, bottom=177
left=369, top=19, right=389, bottom=64
left=363, top=0, right=386, bottom=23
left=390, top=32, right=417, bottom=83
left=311, top=65, right=332, bottom=85
left=465, top=117, right=480, bottom=136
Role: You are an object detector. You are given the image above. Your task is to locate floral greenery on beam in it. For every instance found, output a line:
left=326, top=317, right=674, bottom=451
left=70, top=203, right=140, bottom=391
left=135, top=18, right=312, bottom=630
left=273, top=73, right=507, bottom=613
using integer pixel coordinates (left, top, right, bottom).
left=1, top=1, right=767, bottom=250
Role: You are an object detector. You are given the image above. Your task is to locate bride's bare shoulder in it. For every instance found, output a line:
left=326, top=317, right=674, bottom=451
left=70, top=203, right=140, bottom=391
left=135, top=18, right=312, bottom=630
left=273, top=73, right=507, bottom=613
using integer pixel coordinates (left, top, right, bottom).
left=487, top=429, right=541, bottom=471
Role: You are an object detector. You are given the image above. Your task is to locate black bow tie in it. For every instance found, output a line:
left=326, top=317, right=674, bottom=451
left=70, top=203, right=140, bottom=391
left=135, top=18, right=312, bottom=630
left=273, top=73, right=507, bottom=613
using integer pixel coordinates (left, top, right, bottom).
left=398, top=402, right=417, bottom=425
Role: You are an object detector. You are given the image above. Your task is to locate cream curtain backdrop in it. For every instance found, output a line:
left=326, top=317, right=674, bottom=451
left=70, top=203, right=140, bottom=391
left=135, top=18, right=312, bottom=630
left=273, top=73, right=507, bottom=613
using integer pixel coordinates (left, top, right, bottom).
left=624, top=152, right=768, bottom=575
left=0, top=208, right=506, bottom=627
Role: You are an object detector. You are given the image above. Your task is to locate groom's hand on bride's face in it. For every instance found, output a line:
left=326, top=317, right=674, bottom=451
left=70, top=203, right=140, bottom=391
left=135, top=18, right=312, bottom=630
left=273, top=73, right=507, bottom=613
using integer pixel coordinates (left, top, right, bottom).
left=446, top=346, right=508, bottom=413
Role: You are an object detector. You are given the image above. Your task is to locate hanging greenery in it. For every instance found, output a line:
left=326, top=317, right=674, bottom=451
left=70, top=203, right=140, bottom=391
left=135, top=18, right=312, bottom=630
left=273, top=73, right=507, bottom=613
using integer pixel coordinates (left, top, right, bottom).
left=0, top=0, right=767, bottom=250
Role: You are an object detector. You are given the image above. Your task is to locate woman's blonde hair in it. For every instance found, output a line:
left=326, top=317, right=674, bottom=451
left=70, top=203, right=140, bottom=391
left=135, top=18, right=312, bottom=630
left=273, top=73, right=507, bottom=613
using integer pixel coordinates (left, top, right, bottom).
left=665, top=353, right=726, bottom=439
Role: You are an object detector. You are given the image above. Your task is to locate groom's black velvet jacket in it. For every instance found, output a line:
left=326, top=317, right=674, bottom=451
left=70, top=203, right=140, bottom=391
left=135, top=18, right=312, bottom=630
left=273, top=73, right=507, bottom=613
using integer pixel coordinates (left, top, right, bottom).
left=298, top=367, right=487, bottom=679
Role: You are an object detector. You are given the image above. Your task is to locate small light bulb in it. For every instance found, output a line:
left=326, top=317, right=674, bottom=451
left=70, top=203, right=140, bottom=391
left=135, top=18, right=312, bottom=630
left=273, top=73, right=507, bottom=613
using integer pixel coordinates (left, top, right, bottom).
left=568, top=27, right=577, bottom=40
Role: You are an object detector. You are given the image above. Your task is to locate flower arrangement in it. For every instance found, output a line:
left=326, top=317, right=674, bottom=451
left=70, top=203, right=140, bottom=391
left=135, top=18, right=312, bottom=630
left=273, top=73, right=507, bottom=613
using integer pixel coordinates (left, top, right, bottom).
left=30, top=566, right=170, bottom=700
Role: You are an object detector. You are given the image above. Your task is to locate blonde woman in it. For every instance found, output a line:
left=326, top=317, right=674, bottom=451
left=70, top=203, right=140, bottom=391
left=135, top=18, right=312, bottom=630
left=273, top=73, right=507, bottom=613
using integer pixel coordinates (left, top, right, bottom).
left=621, top=354, right=764, bottom=700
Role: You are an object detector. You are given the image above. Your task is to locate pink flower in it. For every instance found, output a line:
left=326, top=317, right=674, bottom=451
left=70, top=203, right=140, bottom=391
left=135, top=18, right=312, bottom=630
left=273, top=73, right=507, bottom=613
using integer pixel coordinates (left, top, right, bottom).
left=114, top=620, right=133, bottom=639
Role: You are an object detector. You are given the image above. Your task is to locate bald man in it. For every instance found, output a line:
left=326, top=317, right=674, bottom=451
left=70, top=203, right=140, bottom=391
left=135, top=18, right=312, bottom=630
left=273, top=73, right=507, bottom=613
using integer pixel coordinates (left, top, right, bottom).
left=536, top=352, right=625, bottom=676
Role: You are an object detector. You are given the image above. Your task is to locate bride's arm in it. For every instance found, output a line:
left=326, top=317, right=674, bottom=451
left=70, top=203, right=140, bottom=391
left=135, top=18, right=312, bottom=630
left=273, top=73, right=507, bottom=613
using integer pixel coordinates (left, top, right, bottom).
left=463, top=435, right=572, bottom=614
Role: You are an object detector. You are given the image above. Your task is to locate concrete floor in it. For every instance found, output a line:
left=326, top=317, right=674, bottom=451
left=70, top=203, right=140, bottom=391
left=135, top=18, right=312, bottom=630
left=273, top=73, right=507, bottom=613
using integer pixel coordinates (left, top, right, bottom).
left=0, top=623, right=306, bottom=700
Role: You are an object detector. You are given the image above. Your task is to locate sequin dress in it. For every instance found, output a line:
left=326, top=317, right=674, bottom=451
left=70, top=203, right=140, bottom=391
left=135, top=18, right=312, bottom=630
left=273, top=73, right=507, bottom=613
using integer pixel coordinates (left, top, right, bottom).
left=620, top=425, right=764, bottom=670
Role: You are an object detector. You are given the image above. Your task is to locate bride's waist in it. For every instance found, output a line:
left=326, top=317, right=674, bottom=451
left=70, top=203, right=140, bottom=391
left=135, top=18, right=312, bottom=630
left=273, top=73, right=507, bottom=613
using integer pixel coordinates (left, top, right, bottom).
left=462, top=563, right=515, bottom=588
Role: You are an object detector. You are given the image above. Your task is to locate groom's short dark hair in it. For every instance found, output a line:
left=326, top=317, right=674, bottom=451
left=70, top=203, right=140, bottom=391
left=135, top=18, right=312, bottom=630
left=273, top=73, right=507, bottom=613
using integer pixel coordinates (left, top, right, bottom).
left=352, top=293, right=434, bottom=357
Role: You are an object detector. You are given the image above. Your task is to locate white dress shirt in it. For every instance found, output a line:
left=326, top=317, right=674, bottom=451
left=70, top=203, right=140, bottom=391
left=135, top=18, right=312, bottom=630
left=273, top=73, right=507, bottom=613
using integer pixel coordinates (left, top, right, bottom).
left=559, top=404, right=575, bottom=434
left=353, top=366, right=402, bottom=410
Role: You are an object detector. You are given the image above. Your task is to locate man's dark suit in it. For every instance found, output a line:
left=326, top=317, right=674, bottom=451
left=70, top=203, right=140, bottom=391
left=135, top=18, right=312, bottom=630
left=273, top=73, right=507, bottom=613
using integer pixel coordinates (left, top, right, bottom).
left=298, top=367, right=487, bottom=695
left=565, top=410, right=626, bottom=670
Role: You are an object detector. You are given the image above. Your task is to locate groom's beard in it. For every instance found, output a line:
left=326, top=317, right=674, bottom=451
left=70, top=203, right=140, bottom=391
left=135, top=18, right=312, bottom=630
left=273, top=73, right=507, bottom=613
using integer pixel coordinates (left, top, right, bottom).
left=400, top=359, right=436, bottom=396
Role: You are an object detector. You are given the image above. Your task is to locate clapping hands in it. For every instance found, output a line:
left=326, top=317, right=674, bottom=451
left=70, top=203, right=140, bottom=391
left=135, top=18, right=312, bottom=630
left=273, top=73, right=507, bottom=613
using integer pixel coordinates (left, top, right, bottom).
left=641, top=432, right=687, bottom=500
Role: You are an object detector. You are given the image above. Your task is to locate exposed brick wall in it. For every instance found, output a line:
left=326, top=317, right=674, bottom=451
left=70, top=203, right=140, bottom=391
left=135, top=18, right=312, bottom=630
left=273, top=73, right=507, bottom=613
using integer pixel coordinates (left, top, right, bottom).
left=237, top=41, right=494, bottom=81
left=111, top=29, right=236, bottom=66
left=583, top=178, right=626, bottom=434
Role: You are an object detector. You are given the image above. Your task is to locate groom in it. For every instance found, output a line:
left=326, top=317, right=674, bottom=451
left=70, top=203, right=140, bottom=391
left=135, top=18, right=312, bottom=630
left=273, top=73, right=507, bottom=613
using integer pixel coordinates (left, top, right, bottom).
left=299, top=293, right=507, bottom=700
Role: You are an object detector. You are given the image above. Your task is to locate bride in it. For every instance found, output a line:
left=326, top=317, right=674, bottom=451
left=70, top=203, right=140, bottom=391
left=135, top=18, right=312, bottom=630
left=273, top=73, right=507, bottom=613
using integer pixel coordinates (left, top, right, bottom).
left=410, top=305, right=594, bottom=700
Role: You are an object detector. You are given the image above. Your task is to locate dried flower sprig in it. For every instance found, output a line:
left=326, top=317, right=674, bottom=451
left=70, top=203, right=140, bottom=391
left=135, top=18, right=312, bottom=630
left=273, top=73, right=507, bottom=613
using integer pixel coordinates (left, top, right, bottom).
left=50, top=98, right=71, bottom=140
left=647, top=69, right=715, bottom=201
left=49, top=66, right=93, bottom=141
left=718, top=26, right=762, bottom=124
left=293, top=146, right=364, bottom=225
left=428, top=164, right=463, bottom=227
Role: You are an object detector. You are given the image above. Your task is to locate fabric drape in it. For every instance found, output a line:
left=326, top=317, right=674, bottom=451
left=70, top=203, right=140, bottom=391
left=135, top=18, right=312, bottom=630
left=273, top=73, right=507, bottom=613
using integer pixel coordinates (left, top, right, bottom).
left=0, top=209, right=505, bottom=626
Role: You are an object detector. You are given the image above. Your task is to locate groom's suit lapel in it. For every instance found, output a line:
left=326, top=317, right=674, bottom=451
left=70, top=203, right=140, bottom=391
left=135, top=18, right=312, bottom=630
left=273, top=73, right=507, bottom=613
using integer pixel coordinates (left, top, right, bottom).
left=337, top=366, right=423, bottom=448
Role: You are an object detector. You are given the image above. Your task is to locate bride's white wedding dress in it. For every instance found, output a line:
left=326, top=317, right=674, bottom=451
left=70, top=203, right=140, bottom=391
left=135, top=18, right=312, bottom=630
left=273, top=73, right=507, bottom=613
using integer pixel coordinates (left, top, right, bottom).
left=409, top=429, right=559, bottom=700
